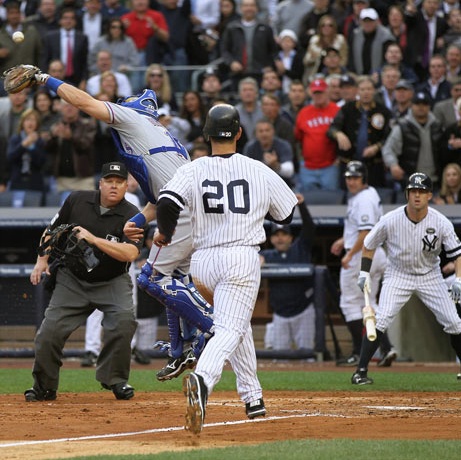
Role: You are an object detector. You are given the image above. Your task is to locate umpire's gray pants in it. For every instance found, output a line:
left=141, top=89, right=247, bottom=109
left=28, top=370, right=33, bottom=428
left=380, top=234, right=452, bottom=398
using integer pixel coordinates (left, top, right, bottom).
left=32, top=268, right=137, bottom=392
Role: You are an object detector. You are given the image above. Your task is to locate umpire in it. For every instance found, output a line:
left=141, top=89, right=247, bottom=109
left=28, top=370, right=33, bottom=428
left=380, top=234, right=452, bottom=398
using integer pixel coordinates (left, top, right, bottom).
left=26, top=162, right=144, bottom=402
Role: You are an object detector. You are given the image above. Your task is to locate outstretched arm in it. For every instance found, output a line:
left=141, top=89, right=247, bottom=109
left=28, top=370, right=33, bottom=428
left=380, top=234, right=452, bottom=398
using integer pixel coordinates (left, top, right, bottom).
left=36, top=74, right=111, bottom=123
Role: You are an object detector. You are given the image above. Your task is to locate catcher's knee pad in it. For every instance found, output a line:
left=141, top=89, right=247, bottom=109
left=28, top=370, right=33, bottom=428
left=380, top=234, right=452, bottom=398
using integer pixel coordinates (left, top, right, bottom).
left=176, top=273, right=214, bottom=316
left=137, top=270, right=214, bottom=335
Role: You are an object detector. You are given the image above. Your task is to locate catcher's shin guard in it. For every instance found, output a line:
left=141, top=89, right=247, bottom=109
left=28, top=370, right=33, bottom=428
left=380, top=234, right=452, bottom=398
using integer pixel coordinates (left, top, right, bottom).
left=137, top=263, right=214, bottom=334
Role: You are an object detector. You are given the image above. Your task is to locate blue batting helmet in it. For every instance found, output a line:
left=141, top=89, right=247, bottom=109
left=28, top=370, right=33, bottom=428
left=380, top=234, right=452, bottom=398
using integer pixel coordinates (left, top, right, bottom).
left=117, top=89, right=159, bottom=118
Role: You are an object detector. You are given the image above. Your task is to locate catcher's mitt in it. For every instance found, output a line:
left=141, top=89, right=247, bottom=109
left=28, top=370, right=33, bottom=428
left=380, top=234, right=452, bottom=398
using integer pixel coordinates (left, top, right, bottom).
left=2, top=64, right=40, bottom=94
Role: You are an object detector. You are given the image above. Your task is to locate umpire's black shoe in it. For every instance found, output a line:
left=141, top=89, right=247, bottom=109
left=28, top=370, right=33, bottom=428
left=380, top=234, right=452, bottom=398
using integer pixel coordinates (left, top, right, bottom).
left=183, top=372, right=207, bottom=435
left=24, top=388, right=57, bottom=402
left=102, top=382, right=135, bottom=400
left=245, top=398, right=266, bottom=419
left=351, top=368, right=374, bottom=385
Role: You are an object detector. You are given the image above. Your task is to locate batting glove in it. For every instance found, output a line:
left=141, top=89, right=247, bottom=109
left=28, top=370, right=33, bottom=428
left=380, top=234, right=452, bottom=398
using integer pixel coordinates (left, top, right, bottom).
left=357, top=271, right=371, bottom=293
left=450, top=277, right=461, bottom=302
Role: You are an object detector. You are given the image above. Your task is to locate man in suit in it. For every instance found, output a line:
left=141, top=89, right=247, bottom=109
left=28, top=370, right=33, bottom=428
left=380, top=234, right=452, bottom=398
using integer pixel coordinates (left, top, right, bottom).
left=404, top=0, right=449, bottom=82
left=433, top=76, right=461, bottom=127
left=416, top=54, right=452, bottom=107
left=42, top=7, right=89, bottom=88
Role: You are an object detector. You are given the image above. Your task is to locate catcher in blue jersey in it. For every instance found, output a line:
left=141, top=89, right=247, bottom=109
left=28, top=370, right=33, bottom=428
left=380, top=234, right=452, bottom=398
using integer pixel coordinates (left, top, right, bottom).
left=31, top=68, right=214, bottom=381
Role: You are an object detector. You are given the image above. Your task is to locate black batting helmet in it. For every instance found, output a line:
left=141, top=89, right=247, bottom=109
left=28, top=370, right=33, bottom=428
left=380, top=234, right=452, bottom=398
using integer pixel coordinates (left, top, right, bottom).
left=406, top=172, right=433, bottom=193
left=203, top=104, right=240, bottom=141
left=344, top=160, right=368, bottom=183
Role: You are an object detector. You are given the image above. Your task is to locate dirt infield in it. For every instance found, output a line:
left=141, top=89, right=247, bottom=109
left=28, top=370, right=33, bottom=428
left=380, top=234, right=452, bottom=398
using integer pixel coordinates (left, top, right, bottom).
left=1, top=361, right=461, bottom=459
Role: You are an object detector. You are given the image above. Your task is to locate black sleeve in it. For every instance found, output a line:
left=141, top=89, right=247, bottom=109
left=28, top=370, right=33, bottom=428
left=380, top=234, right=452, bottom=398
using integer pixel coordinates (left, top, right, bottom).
left=299, top=200, right=316, bottom=241
left=156, top=197, right=182, bottom=243
left=265, top=206, right=295, bottom=225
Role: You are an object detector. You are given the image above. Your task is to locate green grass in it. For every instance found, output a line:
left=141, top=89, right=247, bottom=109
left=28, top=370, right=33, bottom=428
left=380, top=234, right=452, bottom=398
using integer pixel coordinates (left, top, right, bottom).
left=1, top=367, right=460, bottom=394
left=57, top=439, right=461, bottom=460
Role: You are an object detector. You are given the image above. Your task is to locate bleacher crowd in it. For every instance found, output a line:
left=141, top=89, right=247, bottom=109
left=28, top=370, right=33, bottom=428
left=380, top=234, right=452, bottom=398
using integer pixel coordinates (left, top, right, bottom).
left=2, top=0, right=461, bottom=206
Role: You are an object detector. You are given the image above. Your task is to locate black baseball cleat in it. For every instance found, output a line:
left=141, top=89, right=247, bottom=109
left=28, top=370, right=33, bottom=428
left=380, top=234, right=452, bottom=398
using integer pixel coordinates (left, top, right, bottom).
left=80, top=351, right=98, bottom=367
left=377, top=349, right=397, bottom=367
left=351, top=368, right=374, bottom=385
left=156, top=349, right=197, bottom=381
left=245, top=398, right=266, bottom=419
left=24, top=388, right=57, bottom=402
left=183, top=372, right=207, bottom=435
left=336, top=354, right=359, bottom=367
left=102, top=382, right=135, bottom=400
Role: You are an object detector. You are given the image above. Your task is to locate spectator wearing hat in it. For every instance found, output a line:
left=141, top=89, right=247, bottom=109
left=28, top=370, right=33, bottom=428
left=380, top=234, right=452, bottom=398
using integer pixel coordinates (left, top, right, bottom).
left=275, top=28, right=305, bottom=94
left=342, top=0, right=369, bottom=48
left=337, top=73, right=358, bottom=107
left=433, top=76, right=461, bottom=128
left=348, top=8, right=395, bottom=76
left=393, top=79, right=415, bottom=122
left=404, top=0, right=448, bottom=82
left=382, top=90, right=444, bottom=189
left=302, top=14, right=348, bottom=84
left=328, top=75, right=392, bottom=188
left=295, top=78, right=341, bottom=191
left=415, top=54, right=452, bottom=108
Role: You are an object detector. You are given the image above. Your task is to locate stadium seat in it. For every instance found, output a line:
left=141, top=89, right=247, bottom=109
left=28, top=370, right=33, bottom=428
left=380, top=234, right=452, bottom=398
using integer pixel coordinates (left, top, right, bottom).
left=303, top=190, right=345, bottom=205
left=43, top=191, right=68, bottom=207
left=0, top=191, right=43, bottom=207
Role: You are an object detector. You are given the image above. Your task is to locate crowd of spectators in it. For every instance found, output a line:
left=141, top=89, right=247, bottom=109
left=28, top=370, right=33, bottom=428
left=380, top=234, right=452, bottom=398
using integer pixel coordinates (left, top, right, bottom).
left=2, top=0, right=461, bottom=206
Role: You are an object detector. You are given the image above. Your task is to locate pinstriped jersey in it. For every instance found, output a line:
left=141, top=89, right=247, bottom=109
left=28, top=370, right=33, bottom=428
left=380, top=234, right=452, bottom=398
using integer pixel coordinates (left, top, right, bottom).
left=158, top=153, right=298, bottom=249
left=343, top=186, right=383, bottom=249
left=104, top=102, right=190, bottom=203
left=364, top=206, right=461, bottom=275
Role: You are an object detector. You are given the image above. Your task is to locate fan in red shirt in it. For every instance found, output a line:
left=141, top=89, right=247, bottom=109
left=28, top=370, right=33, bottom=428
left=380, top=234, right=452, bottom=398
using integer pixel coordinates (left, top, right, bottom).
left=121, top=0, right=169, bottom=52
left=294, top=78, right=340, bottom=191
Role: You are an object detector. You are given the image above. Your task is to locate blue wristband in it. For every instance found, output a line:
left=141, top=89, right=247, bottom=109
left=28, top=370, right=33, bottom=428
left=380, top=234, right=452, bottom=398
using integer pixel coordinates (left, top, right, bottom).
left=129, top=213, right=146, bottom=227
left=45, top=76, right=64, bottom=94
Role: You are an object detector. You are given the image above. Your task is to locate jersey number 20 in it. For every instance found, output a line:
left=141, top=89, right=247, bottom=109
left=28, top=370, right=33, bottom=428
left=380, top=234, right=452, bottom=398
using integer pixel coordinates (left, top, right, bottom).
left=202, top=179, right=250, bottom=214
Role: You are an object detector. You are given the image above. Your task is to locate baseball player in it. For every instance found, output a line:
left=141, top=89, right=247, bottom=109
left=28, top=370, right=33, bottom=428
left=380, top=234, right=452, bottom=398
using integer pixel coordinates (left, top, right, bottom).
left=153, top=104, right=298, bottom=434
left=353, top=172, right=461, bottom=385
left=331, top=161, right=397, bottom=367
left=33, top=70, right=214, bottom=381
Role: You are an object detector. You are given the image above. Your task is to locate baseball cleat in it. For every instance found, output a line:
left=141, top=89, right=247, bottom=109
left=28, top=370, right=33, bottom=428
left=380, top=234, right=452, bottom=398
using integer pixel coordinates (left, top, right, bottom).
left=156, top=349, right=197, bottom=381
left=336, top=354, right=359, bottom=367
left=457, top=372, right=461, bottom=381
left=377, top=349, right=397, bottom=367
left=245, top=398, right=266, bottom=419
left=351, top=368, right=374, bottom=385
left=183, top=372, right=207, bottom=434
left=80, top=351, right=98, bottom=367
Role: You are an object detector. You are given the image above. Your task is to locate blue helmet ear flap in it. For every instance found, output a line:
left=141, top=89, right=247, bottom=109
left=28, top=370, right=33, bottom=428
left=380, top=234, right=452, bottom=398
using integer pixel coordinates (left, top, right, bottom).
left=117, top=89, right=159, bottom=118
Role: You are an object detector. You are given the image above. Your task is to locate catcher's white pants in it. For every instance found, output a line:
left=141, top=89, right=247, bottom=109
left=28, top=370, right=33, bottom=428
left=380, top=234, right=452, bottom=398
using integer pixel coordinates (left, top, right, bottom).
left=191, top=247, right=263, bottom=404
left=339, top=247, right=386, bottom=322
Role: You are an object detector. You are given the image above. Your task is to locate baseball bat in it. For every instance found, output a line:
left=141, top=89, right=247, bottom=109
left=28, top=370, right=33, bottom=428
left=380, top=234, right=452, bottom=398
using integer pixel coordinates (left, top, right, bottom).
left=362, top=287, right=377, bottom=341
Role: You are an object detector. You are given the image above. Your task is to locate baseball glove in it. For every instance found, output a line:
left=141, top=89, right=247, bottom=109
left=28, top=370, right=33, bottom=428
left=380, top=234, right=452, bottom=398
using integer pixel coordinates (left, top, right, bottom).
left=2, top=64, right=40, bottom=94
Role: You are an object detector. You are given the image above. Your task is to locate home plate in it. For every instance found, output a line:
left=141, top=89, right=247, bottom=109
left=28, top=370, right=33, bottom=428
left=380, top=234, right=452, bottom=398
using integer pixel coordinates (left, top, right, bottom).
left=364, top=406, right=425, bottom=410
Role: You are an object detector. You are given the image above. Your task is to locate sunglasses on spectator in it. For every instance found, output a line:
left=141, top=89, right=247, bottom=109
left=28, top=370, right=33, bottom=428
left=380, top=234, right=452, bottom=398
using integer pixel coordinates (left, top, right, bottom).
left=150, top=73, right=163, bottom=77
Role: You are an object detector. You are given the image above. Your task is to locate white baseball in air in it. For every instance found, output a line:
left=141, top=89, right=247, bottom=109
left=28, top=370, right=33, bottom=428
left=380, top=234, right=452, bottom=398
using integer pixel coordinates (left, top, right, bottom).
left=12, top=31, right=24, bottom=43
